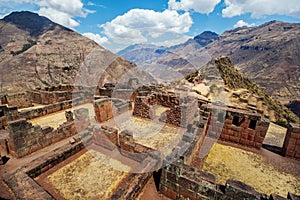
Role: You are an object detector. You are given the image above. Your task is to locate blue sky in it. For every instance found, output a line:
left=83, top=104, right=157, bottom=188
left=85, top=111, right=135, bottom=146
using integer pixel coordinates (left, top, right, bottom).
left=1, top=0, right=300, bottom=52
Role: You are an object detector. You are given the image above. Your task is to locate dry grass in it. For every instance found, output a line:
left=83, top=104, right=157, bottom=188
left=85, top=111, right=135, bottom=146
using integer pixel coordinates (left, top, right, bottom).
left=118, top=116, right=181, bottom=152
left=47, top=150, right=130, bottom=200
left=202, top=143, right=300, bottom=196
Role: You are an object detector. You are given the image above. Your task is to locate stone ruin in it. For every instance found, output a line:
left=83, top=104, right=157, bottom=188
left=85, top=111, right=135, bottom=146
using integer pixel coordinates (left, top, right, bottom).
left=94, top=97, right=131, bottom=123
left=133, top=91, right=299, bottom=159
left=4, top=118, right=299, bottom=199
left=0, top=84, right=94, bottom=109
left=0, top=83, right=299, bottom=199
left=133, top=92, right=198, bottom=127
left=5, top=107, right=90, bottom=158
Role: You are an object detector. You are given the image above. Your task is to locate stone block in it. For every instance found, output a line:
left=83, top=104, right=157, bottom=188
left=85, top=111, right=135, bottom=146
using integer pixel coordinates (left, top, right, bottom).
left=255, top=142, right=262, bottom=149
left=160, top=185, right=177, bottom=199
left=255, top=135, right=264, bottom=143
left=225, top=179, right=260, bottom=200
left=288, top=192, right=300, bottom=200
left=42, top=126, right=53, bottom=134
left=270, top=193, right=288, bottom=200
left=284, top=149, right=295, bottom=157
left=288, top=138, right=297, bottom=145
left=294, top=152, right=300, bottom=159
left=241, top=132, right=248, bottom=139
left=69, top=138, right=76, bottom=144
left=287, top=144, right=296, bottom=151
left=249, top=141, right=255, bottom=147
left=229, top=136, right=240, bottom=143
left=167, top=171, right=177, bottom=183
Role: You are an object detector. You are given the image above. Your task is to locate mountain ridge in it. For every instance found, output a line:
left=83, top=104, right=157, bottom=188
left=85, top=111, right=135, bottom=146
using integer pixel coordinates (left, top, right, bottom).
left=119, top=20, right=300, bottom=105
left=0, top=11, right=149, bottom=94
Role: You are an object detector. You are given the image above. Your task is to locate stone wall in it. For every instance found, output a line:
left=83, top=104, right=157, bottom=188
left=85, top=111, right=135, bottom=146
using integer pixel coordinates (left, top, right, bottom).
left=0, top=130, right=9, bottom=156
left=4, top=137, right=90, bottom=200
left=94, top=99, right=113, bottom=123
left=4, top=131, right=153, bottom=200
left=207, top=106, right=269, bottom=149
left=133, top=92, right=197, bottom=127
left=3, top=92, right=32, bottom=108
left=19, top=97, right=89, bottom=120
left=159, top=160, right=298, bottom=200
left=28, top=85, right=94, bottom=105
left=282, top=123, right=300, bottom=159
left=0, top=105, right=19, bottom=128
left=94, top=98, right=131, bottom=123
left=7, top=108, right=90, bottom=158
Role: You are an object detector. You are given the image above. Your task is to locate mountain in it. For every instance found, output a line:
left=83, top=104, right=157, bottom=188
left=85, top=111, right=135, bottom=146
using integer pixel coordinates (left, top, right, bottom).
left=119, top=21, right=300, bottom=107
left=0, top=11, right=150, bottom=94
left=118, top=31, right=219, bottom=81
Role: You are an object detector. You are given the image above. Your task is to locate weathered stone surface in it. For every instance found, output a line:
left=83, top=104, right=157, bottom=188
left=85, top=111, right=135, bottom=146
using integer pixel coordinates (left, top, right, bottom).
left=270, top=193, right=288, bottom=200
left=225, top=179, right=261, bottom=199
left=283, top=123, right=300, bottom=159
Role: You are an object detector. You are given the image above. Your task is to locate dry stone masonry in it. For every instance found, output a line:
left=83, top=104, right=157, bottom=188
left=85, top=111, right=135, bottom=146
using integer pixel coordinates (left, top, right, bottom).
left=7, top=108, right=90, bottom=158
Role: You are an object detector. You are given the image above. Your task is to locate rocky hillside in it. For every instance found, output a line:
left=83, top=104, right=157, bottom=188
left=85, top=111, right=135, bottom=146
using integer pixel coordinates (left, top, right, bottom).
left=119, top=21, right=300, bottom=107
left=0, top=11, right=145, bottom=94
left=187, top=56, right=299, bottom=125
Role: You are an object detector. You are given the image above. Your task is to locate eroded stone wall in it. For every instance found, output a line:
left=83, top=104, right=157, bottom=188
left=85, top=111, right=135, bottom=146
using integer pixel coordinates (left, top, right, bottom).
left=0, top=105, right=19, bottom=128
left=19, top=97, right=89, bottom=120
left=4, top=92, right=32, bottom=108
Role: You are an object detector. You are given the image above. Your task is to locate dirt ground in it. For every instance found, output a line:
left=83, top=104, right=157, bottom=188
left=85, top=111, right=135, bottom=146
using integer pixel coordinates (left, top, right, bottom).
left=137, top=176, right=171, bottom=200
left=202, top=142, right=300, bottom=196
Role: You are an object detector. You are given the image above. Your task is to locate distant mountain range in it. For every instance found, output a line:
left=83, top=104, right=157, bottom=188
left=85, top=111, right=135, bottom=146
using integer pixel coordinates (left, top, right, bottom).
left=118, top=21, right=300, bottom=106
left=0, top=11, right=152, bottom=94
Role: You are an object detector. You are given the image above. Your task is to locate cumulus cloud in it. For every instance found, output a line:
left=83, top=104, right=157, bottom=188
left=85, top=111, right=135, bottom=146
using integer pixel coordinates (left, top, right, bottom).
left=82, top=32, right=108, bottom=45
left=36, top=0, right=93, bottom=28
left=222, top=0, right=300, bottom=18
left=37, top=0, right=87, bottom=17
left=168, top=0, right=221, bottom=14
left=233, top=20, right=255, bottom=28
left=100, top=9, right=193, bottom=45
left=38, top=7, right=80, bottom=28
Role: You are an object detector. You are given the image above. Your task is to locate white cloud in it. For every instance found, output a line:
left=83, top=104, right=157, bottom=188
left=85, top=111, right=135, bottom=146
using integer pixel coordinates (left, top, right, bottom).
left=0, top=0, right=93, bottom=29
left=233, top=20, right=255, bottom=28
left=87, top=1, right=106, bottom=8
left=100, top=9, right=193, bottom=45
left=38, top=7, right=80, bottom=28
left=37, top=0, right=94, bottom=28
left=168, top=0, right=221, bottom=14
left=37, top=0, right=86, bottom=17
left=223, top=0, right=300, bottom=18
left=82, top=32, right=108, bottom=45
